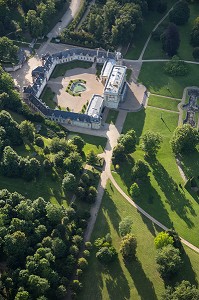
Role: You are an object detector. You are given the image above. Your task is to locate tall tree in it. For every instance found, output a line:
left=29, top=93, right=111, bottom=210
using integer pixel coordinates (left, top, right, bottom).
left=161, top=23, right=180, bottom=57
left=141, top=130, right=162, bottom=156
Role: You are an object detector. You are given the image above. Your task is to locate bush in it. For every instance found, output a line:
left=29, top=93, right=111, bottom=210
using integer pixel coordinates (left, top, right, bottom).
left=164, top=56, right=189, bottom=76
left=169, top=1, right=190, bottom=25
left=78, top=257, right=88, bottom=270
left=157, top=1, right=167, bottom=13
left=120, top=234, right=137, bottom=260
left=130, top=183, right=140, bottom=198
left=193, top=47, right=199, bottom=60
left=96, top=246, right=117, bottom=264
left=35, top=136, right=44, bottom=148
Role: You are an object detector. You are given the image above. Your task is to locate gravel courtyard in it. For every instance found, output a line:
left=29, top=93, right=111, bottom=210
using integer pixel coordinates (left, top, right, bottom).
left=47, top=65, right=104, bottom=112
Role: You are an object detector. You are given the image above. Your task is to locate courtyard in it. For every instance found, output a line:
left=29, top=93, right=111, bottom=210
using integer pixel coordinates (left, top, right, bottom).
left=46, top=65, right=104, bottom=113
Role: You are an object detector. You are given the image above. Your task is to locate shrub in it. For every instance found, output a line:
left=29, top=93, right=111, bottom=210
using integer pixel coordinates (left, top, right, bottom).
left=130, top=183, right=140, bottom=198
left=164, top=56, right=189, bottom=76
left=120, top=234, right=137, bottom=260
left=96, top=246, right=117, bottom=264
left=193, top=47, right=199, bottom=60
left=35, top=136, right=44, bottom=148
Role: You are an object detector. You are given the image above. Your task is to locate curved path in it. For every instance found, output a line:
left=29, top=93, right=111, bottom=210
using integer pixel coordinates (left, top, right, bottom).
left=139, top=0, right=180, bottom=60
left=10, top=0, right=199, bottom=255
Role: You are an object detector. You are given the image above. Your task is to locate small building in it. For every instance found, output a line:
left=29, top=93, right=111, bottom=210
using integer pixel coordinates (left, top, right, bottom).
left=100, top=59, right=116, bottom=84
left=103, top=65, right=127, bottom=109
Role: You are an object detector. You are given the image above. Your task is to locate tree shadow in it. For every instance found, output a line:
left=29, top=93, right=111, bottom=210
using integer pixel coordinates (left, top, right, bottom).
left=146, top=157, right=195, bottom=228
left=102, top=189, right=122, bottom=235
left=122, top=109, right=146, bottom=141
left=117, top=155, right=135, bottom=193
left=105, top=257, right=131, bottom=300
left=125, top=258, right=158, bottom=300
left=180, top=152, right=199, bottom=203
left=138, top=177, right=173, bottom=230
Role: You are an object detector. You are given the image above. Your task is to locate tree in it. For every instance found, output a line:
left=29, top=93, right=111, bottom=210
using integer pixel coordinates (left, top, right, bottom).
left=56, top=285, right=67, bottom=299
left=119, top=216, right=133, bottom=237
left=1, top=146, right=20, bottom=177
left=118, top=129, right=137, bottom=154
left=161, top=23, right=180, bottom=57
left=71, top=136, right=85, bottom=152
left=62, top=173, right=77, bottom=192
left=141, top=130, right=162, bottom=156
left=14, top=290, right=30, bottom=300
left=19, top=120, right=35, bottom=143
left=87, top=150, right=98, bottom=166
left=78, top=257, right=88, bottom=270
left=130, top=183, right=140, bottom=198
left=96, top=246, right=117, bottom=263
left=87, top=186, right=97, bottom=203
left=35, top=136, right=44, bottom=148
left=26, top=10, right=44, bottom=38
left=193, top=47, right=199, bottom=60
left=170, top=124, right=199, bottom=154
left=0, top=37, right=19, bottom=63
left=164, top=56, right=189, bottom=76
left=191, top=17, right=199, bottom=47
left=112, top=144, right=126, bottom=165
left=120, top=234, right=137, bottom=259
left=52, top=238, right=66, bottom=258
left=28, top=275, right=49, bottom=297
left=64, top=152, right=83, bottom=175
left=132, top=160, right=150, bottom=180
left=155, top=244, right=182, bottom=279
left=162, top=280, right=199, bottom=300
left=169, top=1, right=190, bottom=25
left=46, top=203, right=63, bottom=224
left=4, top=231, right=27, bottom=260
left=154, top=232, right=174, bottom=249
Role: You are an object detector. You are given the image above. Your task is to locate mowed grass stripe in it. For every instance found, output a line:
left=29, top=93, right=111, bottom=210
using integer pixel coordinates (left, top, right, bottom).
left=148, top=94, right=180, bottom=111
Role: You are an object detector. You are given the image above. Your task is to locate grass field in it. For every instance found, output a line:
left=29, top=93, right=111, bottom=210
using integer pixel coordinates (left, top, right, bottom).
left=143, top=3, right=199, bottom=60
left=68, top=132, right=107, bottom=155
left=51, top=61, right=93, bottom=78
left=138, top=62, right=199, bottom=98
left=148, top=94, right=180, bottom=111
left=40, top=86, right=56, bottom=109
left=105, top=110, right=119, bottom=124
left=79, top=181, right=199, bottom=300
left=113, top=107, right=199, bottom=247
left=125, top=0, right=177, bottom=59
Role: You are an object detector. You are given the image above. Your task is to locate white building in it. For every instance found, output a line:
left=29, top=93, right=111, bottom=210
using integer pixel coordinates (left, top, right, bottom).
left=100, top=59, right=116, bottom=84
left=103, top=65, right=127, bottom=109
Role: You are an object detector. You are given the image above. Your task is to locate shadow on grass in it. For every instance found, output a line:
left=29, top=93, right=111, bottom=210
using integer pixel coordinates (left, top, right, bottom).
left=180, top=151, right=199, bottom=202
left=147, top=157, right=195, bottom=228
left=105, top=257, right=130, bottom=300
left=137, top=178, right=173, bottom=231
left=122, top=109, right=146, bottom=141
left=124, top=258, right=158, bottom=300
left=117, top=155, right=135, bottom=193
left=176, top=251, right=198, bottom=286
left=102, top=189, right=121, bottom=235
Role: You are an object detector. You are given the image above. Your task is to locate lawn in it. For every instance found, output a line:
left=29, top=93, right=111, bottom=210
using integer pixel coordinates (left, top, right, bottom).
left=125, top=0, right=177, bottom=59
left=105, top=109, right=119, bottom=124
left=51, top=61, right=93, bottom=78
left=79, top=181, right=199, bottom=300
left=40, top=86, right=56, bottom=109
left=113, top=107, right=199, bottom=247
left=138, top=62, right=199, bottom=98
left=68, top=132, right=107, bottom=155
left=148, top=94, right=180, bottom=111
left=143, top=3, right=199, bottom=60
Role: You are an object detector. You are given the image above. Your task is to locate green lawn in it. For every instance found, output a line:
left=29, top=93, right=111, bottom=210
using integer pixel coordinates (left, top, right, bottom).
left=79, top=181, right=199, bottom=300
left=148, top=95, right=180, bottom=111
left=138, top=62, right=199, bottom=98
left=105, top=110, right=119, bottom=124
left=113, top=107, right=199, bottom=247
left=143, top=3, right=199, bottom=60
left=51, top=61, right=93, bottom=78
left=40, top=86, right=56, bottom=109
left=125, top=0, right=177, bottom=59
left=68, top=132, right=107, bottom=155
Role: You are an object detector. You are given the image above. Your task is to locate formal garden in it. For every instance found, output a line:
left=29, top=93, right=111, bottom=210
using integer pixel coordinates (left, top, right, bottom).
left=66, top=79, right=87, bottom=97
